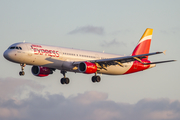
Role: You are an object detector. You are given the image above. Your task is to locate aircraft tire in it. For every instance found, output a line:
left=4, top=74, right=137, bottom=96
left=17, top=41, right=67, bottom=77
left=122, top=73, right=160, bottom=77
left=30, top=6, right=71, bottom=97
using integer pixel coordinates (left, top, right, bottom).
left=60, top=78, right=65, bottom=84
left=19, top=71, right=25, bottom=76
left=96, top=76, right=101, bottom=82
left=92, top=76, right=96, bottom=83
left=65, top=78, right=70, bottom=84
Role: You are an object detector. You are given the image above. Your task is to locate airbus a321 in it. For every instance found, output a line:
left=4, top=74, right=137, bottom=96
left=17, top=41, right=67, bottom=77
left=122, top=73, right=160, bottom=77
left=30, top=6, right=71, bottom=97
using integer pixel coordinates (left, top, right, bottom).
left=3, top=28, right=175, bottom=84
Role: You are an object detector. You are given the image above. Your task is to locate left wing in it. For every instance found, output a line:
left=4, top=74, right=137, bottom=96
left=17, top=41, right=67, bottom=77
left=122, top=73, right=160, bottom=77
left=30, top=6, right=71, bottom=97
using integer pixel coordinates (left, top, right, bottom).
left=73, top=51, right=171, bottom=70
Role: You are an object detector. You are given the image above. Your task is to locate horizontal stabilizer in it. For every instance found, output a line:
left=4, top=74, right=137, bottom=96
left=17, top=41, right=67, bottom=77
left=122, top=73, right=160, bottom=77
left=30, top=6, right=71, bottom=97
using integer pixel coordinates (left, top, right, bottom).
left=143, top=60, right=176, bottom=65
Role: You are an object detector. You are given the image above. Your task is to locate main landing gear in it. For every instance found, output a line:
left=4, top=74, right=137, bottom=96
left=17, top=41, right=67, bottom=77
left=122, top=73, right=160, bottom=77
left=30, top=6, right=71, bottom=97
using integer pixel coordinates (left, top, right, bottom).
left=91, top=72, right=101, bottom=83
left=59, top=71, right=101, bottom=85
left=60, top=71, right=70, bottom=84
left=19, top=63, right=26, bottom=76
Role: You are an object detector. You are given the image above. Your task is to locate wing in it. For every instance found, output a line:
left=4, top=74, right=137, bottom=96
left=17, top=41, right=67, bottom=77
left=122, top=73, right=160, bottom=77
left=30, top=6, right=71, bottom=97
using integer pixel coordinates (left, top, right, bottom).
left=73, top=51, right=175, bottom=70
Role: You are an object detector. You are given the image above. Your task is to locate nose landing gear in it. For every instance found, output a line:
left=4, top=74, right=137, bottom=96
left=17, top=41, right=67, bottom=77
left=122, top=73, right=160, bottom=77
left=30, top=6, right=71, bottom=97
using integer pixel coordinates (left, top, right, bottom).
left=19, top=63, right=26, bottom=76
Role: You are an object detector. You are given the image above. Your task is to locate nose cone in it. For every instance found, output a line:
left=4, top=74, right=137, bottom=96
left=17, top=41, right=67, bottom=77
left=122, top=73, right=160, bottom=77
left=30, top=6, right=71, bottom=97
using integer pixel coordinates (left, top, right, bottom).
left=3, top=50, right=9, bottom=60
left=3, top=50, right=15, bottom=62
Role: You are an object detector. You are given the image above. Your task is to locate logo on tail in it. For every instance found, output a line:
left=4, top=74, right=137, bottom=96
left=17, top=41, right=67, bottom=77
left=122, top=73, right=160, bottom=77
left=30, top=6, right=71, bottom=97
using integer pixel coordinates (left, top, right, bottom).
left=132, top=28, right=153, bottom=60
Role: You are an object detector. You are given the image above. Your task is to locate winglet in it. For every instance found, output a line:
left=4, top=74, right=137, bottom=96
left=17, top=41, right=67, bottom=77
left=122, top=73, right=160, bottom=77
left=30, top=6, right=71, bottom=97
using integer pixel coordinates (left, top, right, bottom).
left=163, top=50, right=166, bottom=55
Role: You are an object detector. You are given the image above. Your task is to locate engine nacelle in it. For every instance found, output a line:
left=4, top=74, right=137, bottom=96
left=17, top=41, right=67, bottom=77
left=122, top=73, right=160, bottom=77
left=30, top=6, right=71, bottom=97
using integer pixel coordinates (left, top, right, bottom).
left=31, top=66, right=53, bottom=77
left=78, top=62, right=97, bottom=74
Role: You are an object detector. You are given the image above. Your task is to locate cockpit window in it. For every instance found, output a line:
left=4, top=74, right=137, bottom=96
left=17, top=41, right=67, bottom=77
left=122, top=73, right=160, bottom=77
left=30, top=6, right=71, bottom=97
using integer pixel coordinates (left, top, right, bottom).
left=9, top=46, right=22, bottom=50
left=9, top=46, right=15, bottom=49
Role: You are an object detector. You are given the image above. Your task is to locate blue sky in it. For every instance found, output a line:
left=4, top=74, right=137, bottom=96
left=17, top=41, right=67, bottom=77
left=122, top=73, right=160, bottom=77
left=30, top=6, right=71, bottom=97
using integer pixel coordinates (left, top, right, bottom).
left=0, top=0, right=180, bottom=120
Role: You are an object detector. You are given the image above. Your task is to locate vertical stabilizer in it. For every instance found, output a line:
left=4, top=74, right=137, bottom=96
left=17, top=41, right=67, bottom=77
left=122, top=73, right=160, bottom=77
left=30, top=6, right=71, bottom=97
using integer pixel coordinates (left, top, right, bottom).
left=132, top=28, right=153, bottom=59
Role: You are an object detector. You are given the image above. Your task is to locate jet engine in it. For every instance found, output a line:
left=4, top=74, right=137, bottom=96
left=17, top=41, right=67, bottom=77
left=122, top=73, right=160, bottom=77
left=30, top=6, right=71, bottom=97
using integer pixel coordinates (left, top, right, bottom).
left=31, top=66, right=53, bottom=77
left=78, top=62, right=97, bottom=74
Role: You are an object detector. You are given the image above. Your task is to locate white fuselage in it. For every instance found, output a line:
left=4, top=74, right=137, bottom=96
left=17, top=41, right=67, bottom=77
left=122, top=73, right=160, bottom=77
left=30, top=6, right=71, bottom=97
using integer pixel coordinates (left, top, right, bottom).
left=3, top=42, right=138, bottom=75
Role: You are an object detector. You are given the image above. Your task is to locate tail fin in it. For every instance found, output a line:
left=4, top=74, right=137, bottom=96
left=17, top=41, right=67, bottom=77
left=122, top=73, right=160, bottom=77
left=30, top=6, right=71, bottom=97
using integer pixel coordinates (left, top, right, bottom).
left=132, top=28, right=153, bottom=60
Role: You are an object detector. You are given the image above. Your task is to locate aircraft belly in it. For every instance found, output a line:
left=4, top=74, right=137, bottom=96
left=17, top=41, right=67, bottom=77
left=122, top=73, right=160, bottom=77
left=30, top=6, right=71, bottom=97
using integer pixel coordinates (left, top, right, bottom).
left=98, top=63, right=132, bottom=75
left=23, top=54, right=64, bottom=69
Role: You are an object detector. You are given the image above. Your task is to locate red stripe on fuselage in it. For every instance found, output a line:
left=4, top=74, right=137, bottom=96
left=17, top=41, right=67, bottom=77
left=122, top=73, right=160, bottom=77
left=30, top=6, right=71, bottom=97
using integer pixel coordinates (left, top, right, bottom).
left=124, top=59, right=150, bottom=74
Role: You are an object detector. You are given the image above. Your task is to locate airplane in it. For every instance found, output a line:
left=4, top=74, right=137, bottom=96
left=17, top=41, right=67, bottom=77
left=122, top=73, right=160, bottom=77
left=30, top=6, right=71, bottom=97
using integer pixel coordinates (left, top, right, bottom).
left=3, top=28, right=175, bottom=84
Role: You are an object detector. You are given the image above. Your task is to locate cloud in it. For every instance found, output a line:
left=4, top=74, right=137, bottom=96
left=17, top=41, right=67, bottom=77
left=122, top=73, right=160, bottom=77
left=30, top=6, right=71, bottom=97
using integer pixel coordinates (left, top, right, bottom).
left=71, top=91, right=108, bottom=105
left=101, top=39, right=126, bottom=47
left=160, top=27, right=180, bottom=34
left=68, top=25, right=105, bottom=35
left=0, top=91, right=180, bottom=120
left=0, top=77, right=44, bottom=99
left=110, top=29, right=130, bottom=36
left=0, top=78, right=180, bottom=120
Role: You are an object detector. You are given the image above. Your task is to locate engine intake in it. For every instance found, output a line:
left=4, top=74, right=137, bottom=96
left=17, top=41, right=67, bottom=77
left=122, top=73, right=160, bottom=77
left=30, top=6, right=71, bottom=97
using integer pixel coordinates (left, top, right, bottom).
left=78, top=62, right=97, bottom=74
left=31, top=66, right=53, bottom=77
